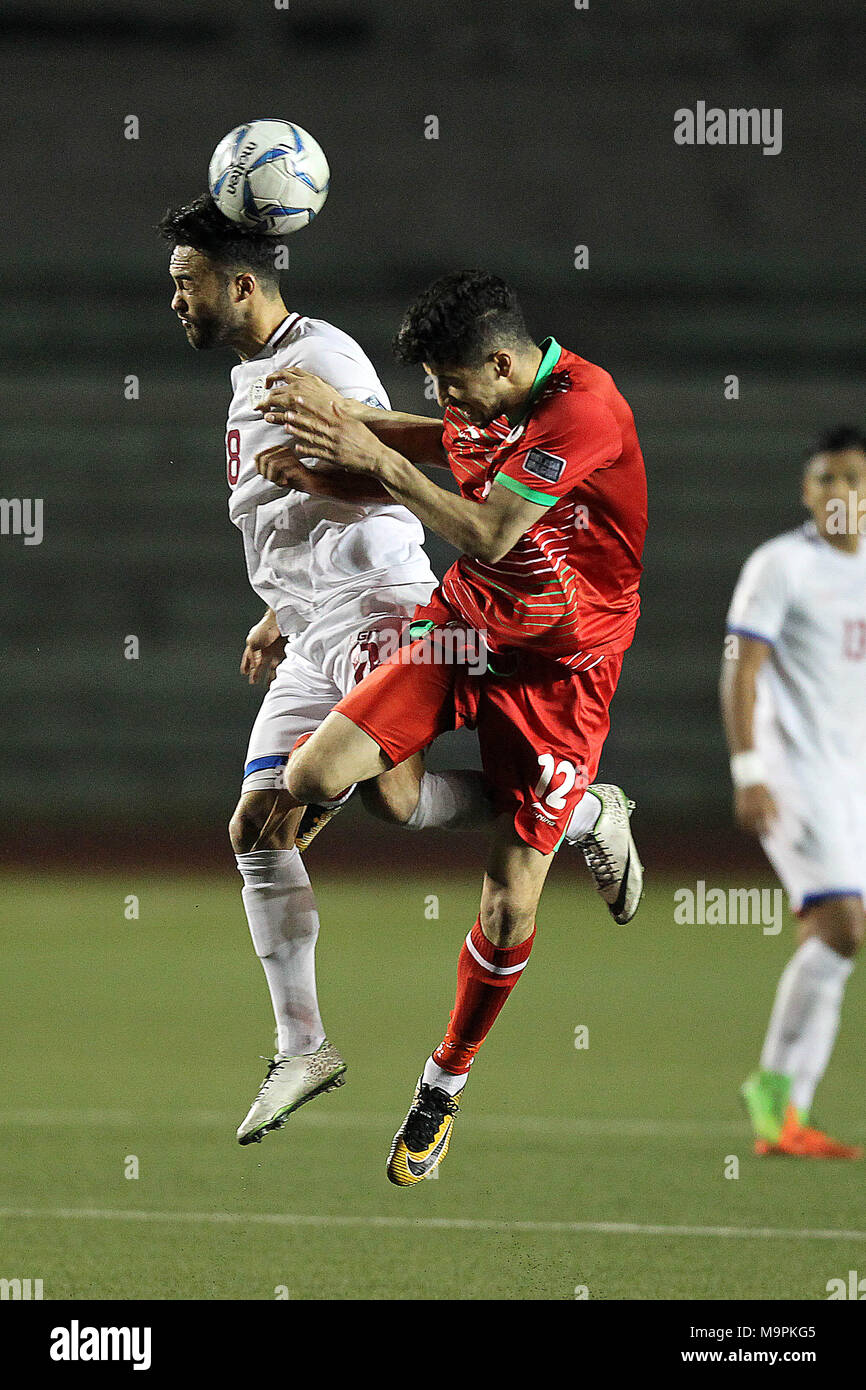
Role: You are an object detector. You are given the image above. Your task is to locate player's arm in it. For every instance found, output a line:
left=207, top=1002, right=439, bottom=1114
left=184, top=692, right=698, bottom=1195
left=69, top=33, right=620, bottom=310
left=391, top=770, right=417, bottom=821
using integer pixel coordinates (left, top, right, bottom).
left=258, top=394, right=550, bottom=562
left=719, top=633, right=778, bottom=835
left=354, top=411, right=448, bottom=469
left=259, top=368, right=448, bottom=469
left=374, top=447, right=549, bottom=561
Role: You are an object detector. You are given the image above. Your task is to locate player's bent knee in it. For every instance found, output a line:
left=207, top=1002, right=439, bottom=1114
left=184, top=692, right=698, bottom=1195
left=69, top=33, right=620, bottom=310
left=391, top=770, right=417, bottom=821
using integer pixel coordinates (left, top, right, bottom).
left=284, top=749, right=335, bottom=807
left=805, top=897, right=866, bottom=959
left=229, top=792, right=300, bottom=854
left=228, top=803, right=250, bottom=854
left=287, top=713, right=387, bottom=804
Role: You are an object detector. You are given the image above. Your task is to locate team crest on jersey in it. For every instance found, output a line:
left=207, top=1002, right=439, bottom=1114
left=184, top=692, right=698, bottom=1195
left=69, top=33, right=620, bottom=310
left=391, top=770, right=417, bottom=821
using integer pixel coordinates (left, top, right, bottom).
left=249, top=376, right=268, bottom=411
left=524, top=447, right=565, bottom=484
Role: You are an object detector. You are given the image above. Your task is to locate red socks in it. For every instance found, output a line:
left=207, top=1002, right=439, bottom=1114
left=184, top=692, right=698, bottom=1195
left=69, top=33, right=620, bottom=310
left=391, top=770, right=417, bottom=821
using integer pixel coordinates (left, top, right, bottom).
left=432, top=918, right=536, bottom=1076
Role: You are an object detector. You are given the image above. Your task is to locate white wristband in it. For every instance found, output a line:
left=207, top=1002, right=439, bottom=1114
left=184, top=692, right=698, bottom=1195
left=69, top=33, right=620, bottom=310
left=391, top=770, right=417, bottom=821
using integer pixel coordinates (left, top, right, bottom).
left=730, top=750, right=767, bottom=789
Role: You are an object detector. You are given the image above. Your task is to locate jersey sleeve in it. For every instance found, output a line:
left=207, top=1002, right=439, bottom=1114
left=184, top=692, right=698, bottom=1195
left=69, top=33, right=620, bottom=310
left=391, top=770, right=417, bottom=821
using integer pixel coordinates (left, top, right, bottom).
left=280, top=345, right=389, bottom=472
left=726, top=542, right=792, bottom=646
left=494, top=389, right=623, bottom=506
left=282, top=344, right=390, bottom=410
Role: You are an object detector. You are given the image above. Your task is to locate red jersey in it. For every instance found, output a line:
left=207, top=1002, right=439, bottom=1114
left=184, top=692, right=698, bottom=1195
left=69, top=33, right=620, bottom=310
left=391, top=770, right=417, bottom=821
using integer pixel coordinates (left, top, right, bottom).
left=439, top=338, right=647, bottom=668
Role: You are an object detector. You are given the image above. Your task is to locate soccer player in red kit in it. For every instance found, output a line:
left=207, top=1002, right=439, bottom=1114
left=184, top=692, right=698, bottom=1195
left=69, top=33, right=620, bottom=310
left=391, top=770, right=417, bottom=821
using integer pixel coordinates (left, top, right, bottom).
left=257, top=271, right=648, bottom=1183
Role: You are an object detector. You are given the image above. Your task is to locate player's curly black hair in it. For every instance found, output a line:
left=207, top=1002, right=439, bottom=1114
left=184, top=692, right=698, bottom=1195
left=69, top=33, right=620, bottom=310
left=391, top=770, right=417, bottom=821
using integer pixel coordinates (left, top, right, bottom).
left=393, top=270, right=532, bottom=368
left=158, top=194, right=282, bottom=291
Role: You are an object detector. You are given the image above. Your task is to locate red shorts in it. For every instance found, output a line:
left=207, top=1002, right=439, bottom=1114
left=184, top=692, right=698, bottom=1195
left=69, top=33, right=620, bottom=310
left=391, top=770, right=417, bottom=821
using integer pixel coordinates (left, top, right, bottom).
left=333, top=618, right=624, bottom=855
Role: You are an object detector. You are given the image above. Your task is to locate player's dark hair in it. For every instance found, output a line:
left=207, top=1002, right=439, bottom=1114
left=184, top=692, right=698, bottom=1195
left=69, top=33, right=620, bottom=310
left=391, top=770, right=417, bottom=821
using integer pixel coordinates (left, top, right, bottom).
left=807, top=424, right=866, bottom=459
left=158, top=194, right=282, bottom=292
left=393, top=270, right=532, bottom=368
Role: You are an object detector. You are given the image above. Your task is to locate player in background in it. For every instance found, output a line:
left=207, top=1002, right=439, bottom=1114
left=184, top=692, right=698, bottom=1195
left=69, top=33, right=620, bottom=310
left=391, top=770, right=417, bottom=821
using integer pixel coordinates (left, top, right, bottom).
left=722, top=426, right=866, bottom=1158
left=159, top=204, right=631, bottom=1148
left=259, top=271, right=647, bottom=1182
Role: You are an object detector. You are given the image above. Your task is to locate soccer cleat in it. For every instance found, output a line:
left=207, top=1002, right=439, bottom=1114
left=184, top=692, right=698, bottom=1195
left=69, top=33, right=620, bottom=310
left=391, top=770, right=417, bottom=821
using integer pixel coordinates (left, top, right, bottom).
left=754, top=1104, right=862, bottom=1159
left=236, top=1039, right=346, bottom=1145
left=740, top=1068, right=790, bottom=1144
left=295, top=803, right=343, bottom=852
left=387, top=1079, right=461, bottom=1186
left=294, top=786, right=356, bottom=853
left=575, top=783, right=644, bottom=924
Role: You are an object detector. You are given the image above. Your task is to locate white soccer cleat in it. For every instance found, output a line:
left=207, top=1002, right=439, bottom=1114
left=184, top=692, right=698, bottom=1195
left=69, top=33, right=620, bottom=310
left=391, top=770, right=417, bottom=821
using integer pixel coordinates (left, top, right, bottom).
left=575, top=783, right=644, bottom=924
left=237, top=1039, right=346, bottom=1145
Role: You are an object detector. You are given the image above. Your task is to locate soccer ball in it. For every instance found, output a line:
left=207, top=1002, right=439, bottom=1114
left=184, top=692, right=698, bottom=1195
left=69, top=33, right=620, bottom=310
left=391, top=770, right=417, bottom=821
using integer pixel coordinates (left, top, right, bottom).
left=208, top=119, right=330, bottom=236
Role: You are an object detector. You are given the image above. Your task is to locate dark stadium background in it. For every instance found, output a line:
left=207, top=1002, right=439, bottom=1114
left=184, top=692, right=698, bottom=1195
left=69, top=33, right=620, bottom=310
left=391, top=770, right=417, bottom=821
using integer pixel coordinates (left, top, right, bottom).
left=3, top=0, right=865, bottom=870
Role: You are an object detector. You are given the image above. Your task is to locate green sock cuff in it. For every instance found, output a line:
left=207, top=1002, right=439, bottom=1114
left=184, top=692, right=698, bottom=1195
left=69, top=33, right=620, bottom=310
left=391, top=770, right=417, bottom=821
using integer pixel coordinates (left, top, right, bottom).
left=757, top=1069, right=792, bottom=1105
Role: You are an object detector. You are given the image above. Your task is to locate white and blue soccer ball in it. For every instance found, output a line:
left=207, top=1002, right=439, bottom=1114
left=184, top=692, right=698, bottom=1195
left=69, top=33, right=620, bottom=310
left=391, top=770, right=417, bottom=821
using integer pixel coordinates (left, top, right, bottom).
left=208, top=119, right=330, bottom=236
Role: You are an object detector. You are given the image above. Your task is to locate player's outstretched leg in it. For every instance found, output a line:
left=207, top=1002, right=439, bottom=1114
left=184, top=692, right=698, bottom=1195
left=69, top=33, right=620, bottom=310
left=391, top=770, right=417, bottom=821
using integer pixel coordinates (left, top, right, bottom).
left=562, top=783, right=644, bottom=923
left=231, top=787, right=347, bottom=1146
left=387, top=821, right=550, bottom=1186
left=742, top=897, right=864, bottom=1159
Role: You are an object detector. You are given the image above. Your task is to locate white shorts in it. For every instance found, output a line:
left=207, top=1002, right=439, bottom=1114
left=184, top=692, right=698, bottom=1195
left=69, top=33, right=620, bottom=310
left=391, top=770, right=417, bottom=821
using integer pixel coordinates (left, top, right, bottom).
left=760, top=758, right=866, bottom=913
left=242, top=583, right=435, bottom=792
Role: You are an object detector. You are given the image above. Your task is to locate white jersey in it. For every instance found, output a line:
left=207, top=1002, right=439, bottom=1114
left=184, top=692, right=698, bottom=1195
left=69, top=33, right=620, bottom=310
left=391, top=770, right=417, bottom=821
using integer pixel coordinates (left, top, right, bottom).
left=226, top=313, right=435, bottom=636
left=727, top=522, right=866, bottom=908
left=727, top=521, right=866, bottom=780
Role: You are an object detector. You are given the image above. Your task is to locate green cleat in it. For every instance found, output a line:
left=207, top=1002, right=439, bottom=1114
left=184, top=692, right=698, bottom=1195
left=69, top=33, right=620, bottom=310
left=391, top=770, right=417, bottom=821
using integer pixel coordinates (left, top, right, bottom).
left=740, top=1068, right=791, bottom=1143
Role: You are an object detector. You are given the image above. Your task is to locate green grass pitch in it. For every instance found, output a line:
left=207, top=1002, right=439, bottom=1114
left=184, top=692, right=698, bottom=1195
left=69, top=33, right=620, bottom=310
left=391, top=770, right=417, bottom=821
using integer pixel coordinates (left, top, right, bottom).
left=1, top=866, right=864, bottom=1300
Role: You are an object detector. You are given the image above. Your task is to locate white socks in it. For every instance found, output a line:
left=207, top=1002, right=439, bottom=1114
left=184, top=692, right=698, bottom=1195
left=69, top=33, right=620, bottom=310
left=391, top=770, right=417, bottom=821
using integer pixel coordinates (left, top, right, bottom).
left=236, top=848, right=326, bottom=1058
left=760, top=936, right=854, bottom=1113
left=422, top=1055, right=468, bottom=1097
left=563, top=790, right=602, bottom=843
left=404, top=775, right=601, bottom=842
left=404, top=771, right=496, bottom=831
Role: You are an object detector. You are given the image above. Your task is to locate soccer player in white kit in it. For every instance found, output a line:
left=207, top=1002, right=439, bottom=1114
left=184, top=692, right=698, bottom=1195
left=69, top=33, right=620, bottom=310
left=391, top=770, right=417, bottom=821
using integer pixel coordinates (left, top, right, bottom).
left=721, top=426, right=866, bottom=1158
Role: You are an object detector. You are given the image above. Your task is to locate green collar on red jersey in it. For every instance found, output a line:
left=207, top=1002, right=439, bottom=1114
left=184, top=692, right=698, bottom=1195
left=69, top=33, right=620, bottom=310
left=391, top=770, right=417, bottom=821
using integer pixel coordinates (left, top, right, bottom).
left=494, top=337, right=564, bottom=507
left=528, top=336, right=562, bottom=401
left=505, top=336, right=562, bottom=427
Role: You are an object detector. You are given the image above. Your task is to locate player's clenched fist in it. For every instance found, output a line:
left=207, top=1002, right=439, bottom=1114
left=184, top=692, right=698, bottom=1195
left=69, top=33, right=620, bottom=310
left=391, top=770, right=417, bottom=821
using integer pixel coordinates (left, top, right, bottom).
left=240, top=609, right=286, bottom=687
left=254, top=441, right=307, bottom=485
left=734, top=783, right=778, bottom=837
